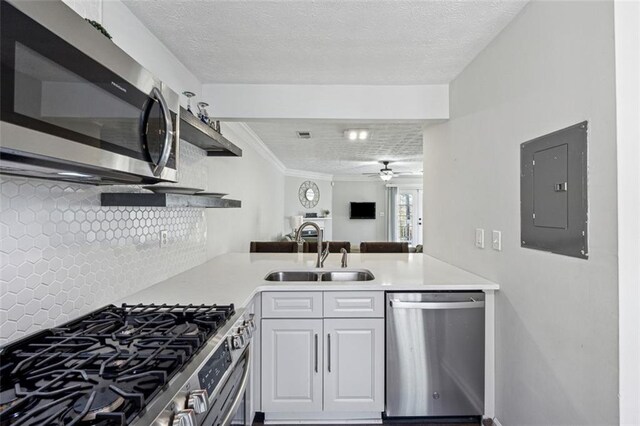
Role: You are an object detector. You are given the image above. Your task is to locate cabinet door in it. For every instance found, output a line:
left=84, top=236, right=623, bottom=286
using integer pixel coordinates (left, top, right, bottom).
left=324, top=318, right=385, bottom=412
left=262, top=319, right=323, bottom=412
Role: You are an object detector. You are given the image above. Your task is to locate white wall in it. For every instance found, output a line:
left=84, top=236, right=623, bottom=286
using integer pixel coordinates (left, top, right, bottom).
left=201, top=84, right=448, bottom=121
left=422, top=1, right=618, bottom=424
left=332, top=180, right=386, bottom=246
left=615, top=1, right=640, bottom=423
left=205, top=123, right=285, bottom=257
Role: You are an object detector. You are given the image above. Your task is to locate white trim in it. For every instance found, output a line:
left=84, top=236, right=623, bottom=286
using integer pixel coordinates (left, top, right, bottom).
left=492, top=417, right=503, bottom=426
left=264, top=412, right=382, bottom=424
left=285, top=168, right=333, bottom=181
left=615, top=1, right=640, bottom=424
left=222, top=122, right=287, bottom=173
left=484, top=290, right=496, bottom=419
left=332, top=175, right=380, bottom=182
left=385, top=183, right=424, bottom=189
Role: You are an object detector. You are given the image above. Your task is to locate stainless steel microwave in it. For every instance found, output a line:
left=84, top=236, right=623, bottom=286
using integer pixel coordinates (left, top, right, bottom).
left=0, top=0, right=179, bottom=185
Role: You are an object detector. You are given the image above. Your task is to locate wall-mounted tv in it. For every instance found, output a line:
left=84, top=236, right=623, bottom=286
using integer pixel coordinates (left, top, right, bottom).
left=350, top=202, right=376, bottom=219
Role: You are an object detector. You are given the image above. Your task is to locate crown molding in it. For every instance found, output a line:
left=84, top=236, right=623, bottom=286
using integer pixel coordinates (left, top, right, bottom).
left=223, top=122, right=286, bottom=173
left=284, top=169, right=333, bottom=181
left=332, top=174, right=380, bottom=182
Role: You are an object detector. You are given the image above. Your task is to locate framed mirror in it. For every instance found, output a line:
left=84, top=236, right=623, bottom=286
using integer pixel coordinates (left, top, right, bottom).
left=299, top=181, right=319, bottom=208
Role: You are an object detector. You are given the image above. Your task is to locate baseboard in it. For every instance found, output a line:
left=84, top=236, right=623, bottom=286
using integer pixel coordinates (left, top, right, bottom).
left=264, top=411, right=382, bottom=424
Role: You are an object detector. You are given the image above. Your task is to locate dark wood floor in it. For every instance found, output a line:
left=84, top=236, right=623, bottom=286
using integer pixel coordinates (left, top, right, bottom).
left=252, top=416, right=481, bottom=426
left=254, top=423, right=479, bottom=426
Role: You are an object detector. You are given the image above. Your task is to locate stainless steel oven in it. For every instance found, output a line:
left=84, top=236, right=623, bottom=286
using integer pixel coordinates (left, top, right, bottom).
left=0, top=0, right=179, bottom=185
left=135, top=309, right=257, bottom=426
left=201, top=347, right=252, bottom=426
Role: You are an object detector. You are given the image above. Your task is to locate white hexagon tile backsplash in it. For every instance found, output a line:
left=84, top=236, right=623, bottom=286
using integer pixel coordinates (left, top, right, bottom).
left=0, top=142, right=210, bottom=344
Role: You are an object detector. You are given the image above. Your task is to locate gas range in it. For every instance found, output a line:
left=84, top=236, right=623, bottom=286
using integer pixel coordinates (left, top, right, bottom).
left=0, top=303, right=255, bottom=426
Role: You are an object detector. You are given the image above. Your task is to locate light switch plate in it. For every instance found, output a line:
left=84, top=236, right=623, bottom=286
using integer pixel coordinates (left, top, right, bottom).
left=475, top=228, right=485, bottom=249
left=492, top=230, right=502, bottom=251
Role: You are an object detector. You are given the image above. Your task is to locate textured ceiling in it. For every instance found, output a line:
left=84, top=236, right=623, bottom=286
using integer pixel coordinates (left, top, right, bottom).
left=247, top=121, right=423, bottom=176
left=123, top=0, right=528, bottom=85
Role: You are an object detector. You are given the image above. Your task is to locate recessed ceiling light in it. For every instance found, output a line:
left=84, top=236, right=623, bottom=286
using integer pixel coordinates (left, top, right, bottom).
left=344, top=129, right=370, bottom=141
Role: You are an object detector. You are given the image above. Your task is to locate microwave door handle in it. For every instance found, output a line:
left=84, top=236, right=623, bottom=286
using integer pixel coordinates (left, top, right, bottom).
left=151, top=87, right=173, bottom=176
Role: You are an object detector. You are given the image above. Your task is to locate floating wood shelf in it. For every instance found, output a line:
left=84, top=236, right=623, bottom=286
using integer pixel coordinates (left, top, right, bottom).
left=101, top=193, right=241, bottom=208
left=179, top=107, right=242, bottom=157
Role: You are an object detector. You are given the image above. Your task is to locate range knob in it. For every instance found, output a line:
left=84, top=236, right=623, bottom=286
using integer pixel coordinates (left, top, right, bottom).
left=242, top=321, right=253, bottom=337
left=231, top=334, right=243, bottom=350
left=187, top=389, right=209, bottom=414
left=172, top=409, right=196, bottom=426
left=243, top=315, right=257, bottom=334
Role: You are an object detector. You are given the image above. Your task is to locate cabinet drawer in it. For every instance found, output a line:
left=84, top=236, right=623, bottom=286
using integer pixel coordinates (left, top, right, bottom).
left=324, top=291, right=384, bottom=318
left=262, top=292, right=323, bottom=318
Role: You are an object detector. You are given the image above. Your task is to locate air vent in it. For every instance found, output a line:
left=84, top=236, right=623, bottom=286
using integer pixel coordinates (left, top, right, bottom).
left=296, top=131, right=311, bottom=139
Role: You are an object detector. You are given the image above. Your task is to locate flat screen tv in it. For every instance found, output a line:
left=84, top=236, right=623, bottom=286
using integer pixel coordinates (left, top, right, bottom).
left=350, top=202, right=376, bottom=219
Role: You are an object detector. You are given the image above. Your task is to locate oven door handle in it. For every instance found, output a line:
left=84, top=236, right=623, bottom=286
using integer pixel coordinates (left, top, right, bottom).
left=151, top=86, right=173, bottom=177
left=220, top=349, right=251, bottom=426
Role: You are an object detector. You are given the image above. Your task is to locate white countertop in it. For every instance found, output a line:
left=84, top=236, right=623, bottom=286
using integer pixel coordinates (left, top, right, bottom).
left=118, top=253, right=499, bottom=309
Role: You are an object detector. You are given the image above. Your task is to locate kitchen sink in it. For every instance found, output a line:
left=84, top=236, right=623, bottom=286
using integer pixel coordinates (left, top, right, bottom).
left=263, top=271, right=319, bottom=282
left=264, top=269, right=375, bottom=282
left=321, top=270, right=375, bottom=281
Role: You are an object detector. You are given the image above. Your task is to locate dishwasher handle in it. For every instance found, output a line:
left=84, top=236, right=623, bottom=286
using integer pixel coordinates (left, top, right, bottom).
left=389, top=299, right=485, bottom=310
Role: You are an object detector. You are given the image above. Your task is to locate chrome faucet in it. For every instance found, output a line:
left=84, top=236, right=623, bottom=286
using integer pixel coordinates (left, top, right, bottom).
left=295, top=222, right=324, bottom=268
left=321, top=242, right=330, bottom=268
left=340, top=248, right=348, bottom=268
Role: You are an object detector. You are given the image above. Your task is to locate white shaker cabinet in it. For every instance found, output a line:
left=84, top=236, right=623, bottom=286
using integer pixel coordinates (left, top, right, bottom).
left=261, top=291, right=385, bottom=418
left=323, top=318, right=385, bottom=412
left=261, top=319, right=323, bottom=412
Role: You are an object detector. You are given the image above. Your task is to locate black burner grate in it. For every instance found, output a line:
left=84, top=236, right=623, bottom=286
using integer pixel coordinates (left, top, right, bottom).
left=0, top=303, right=234, bottom=425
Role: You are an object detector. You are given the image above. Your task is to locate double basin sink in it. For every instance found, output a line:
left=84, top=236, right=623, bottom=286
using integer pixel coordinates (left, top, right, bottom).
left=265, top=269, right=375, bottom=282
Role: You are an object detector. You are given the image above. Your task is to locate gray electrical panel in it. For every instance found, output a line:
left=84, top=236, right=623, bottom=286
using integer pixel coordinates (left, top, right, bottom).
left=520, top=121, right=588, bottom=259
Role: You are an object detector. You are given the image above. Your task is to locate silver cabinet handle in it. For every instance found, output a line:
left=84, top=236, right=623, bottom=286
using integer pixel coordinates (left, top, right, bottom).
left=327, top=333, right=331, bottom=373
left=150, top=86, right=173, bottom=177
left=314, top=333, right=318, bottom=373
left=389, top=299, right=485, bottom=310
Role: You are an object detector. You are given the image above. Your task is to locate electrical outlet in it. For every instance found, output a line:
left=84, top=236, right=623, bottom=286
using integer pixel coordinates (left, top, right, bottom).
left=492, top=230, right=502, bottom=251
left=475, top=228, right=485, bottom=248
left=160, top=230, right=168, bottom=248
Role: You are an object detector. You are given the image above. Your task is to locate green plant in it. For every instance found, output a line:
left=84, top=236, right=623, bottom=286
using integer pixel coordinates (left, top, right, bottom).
left=85, top=19, right=112, bottom=40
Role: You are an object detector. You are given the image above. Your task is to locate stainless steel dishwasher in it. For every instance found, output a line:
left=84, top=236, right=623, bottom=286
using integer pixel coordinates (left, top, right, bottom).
left=386, top=292, right=485, bottom=418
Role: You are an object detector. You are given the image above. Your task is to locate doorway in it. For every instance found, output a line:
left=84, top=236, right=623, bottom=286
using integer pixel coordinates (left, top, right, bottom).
left=393, top=188, right=423, bottom=246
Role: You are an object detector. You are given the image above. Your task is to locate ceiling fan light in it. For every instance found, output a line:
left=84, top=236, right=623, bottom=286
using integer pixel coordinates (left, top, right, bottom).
left=379, top=170, right=393, bottom=181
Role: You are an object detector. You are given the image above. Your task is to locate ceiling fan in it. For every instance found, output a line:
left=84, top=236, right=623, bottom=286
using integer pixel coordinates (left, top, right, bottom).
left=362, top=161, right=421, bottom=181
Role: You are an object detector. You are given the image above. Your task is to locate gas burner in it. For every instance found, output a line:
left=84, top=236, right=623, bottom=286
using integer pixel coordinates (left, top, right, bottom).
left=0, top=389, right=21, bottom=417
left=169, top=323, right=200, bottom=336
left=0, top=303, right=235, bottom=426
left=73, top=387, right=125, bottom=421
